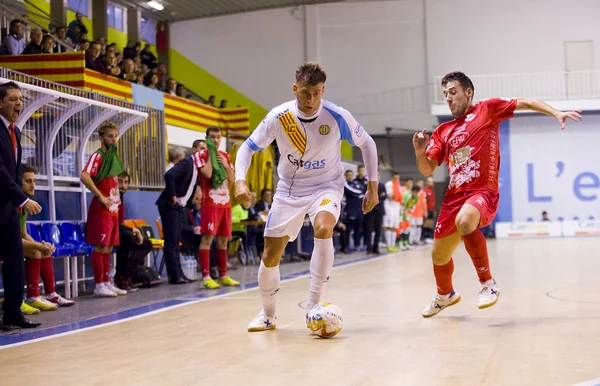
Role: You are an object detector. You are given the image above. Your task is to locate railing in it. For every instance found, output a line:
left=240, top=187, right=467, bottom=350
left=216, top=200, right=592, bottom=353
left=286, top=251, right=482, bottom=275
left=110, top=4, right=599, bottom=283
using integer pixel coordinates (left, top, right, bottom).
left=0, top=68, right=166, bottom=196
left=432, top=71, right=600, bottom=104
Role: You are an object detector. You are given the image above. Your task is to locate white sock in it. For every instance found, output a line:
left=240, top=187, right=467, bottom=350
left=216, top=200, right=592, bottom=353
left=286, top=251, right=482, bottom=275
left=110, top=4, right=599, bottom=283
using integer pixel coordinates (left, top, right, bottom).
left=46, top=292, right=58, bottom=299
left=307, top=238, right=335, bottom=310
left=95, top=283, right=105, bottom=290
left=409, top=226, right=417, bottom=244
left=104, top=281, right=113, bottom=288
left=258, top=261, right=280, bottom=317
left=202, top=275, right=211, bottom=281
left=416, top=226, right=422, bottom=242
left=386, top=230, right=394, bottom=247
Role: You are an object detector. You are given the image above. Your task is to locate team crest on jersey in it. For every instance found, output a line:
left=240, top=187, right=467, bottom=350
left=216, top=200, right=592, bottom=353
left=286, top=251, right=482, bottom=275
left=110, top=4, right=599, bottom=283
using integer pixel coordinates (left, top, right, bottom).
left=465, top=114, right=477, bottom=122
left=319, top=125, right=330, bottom=135
left=320, top=198, right=331, bottom=206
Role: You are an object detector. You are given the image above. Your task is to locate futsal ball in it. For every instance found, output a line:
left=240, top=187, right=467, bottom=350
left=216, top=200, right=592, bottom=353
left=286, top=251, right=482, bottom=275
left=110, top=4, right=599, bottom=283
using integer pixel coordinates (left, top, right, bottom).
left=306, top=301, right=343, bottom=338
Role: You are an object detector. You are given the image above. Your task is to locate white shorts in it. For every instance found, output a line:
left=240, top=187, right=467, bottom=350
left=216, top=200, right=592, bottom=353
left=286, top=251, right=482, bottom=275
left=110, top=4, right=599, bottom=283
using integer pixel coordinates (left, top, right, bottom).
left=383, top=201, right=401, bottom=228
left=264, top=189, right=343, bottom=241
left=411, top=217, right=424, bottom=226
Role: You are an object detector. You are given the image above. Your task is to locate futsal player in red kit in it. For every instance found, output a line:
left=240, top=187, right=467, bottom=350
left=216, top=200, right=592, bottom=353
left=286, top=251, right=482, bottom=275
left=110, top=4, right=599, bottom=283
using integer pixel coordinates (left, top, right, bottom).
left=414, top=72, right=582, bottom=317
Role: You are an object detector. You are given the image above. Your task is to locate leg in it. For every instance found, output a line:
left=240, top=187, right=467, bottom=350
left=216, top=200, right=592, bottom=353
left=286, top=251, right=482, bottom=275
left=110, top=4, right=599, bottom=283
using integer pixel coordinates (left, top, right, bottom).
left=1, top=214, right=26, bottom=323
left=456, top=203, right=492, bottom=283
left=116, top=226, right=134, bottom=279
left=23, top=246, right=58, bottom=311
left=159, top=205, right=185, bottom=282
left=363, top=213, right=375, bottom=253
left=353, top=213, right=364, bottom=249
left=306, top=211, right=337, bottom=310
left=372, top=212, right=383, bottom=253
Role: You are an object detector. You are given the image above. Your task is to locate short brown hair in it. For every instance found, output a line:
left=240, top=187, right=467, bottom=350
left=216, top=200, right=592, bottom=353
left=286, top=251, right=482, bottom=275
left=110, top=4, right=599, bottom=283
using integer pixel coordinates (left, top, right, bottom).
left=97, top=121, right=118, bottom=137
left=295, top=62, right=326, bottom=86
left=206, top=126, right=220, bottom=136
left=22, top=164, right=36, bottom=175
left=441, top=71, right=475, bottom=97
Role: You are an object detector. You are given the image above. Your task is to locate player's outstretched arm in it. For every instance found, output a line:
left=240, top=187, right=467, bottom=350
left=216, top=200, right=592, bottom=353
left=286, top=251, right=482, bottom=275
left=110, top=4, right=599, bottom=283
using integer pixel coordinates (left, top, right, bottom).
left=516, top=98, right=582, bottom=130
left=413, top=129, right=438, bottom=176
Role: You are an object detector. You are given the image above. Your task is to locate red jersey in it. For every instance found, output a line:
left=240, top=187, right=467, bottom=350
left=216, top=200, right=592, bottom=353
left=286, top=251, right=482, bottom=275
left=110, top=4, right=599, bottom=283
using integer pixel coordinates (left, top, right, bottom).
left=426, top=98, right=517, bottom=196
left=193, top=149, right=233, bottom=209
left=84, top=152, right=121, bottom=216
left=424, top=186, right=436, bottom=211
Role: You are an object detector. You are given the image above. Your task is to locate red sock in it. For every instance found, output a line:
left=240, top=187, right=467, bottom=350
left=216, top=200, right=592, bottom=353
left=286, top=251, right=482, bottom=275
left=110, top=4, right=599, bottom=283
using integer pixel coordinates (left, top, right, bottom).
left=463, top=229, right=492, bottom=283
left=103, top=253, right=111, bottom=283
left=40, top=258, right=56, bottom=295
left=216, top=249, right=227, bottom=278
left=198, top=249, right=210, bottom=278
left=91, top=250, right=104, bottom=284
left=25, top=259, right=41, bottom=298
left=433, top=258, right=454, bottom=295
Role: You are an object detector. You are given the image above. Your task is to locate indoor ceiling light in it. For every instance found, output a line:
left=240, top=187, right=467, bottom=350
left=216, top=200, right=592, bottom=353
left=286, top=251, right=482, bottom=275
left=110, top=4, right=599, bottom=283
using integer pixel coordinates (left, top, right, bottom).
left=147, top=1, right=164, bottom=11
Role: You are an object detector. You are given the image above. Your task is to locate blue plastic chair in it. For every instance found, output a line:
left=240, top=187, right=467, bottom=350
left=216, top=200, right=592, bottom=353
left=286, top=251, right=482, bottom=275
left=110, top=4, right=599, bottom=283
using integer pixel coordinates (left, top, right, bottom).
left=60, top=222, right=93, bottom=255
left=26, top=223, right=43, bottom=243
left=40, top=223, right=75, bottom=258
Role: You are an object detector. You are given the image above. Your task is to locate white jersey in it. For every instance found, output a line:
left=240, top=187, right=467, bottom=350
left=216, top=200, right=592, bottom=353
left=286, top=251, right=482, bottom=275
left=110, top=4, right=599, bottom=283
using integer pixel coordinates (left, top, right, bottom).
left=243, top=99, right=375, bottom=197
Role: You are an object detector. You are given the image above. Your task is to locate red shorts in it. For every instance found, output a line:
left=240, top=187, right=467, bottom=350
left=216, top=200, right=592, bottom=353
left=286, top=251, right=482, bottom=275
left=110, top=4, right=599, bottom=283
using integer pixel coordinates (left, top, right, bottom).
left=435, top=189, right=499, bottom=239
left=201, top=207, right=232, bottom=237
left=86, top=205, right=120, bottom=246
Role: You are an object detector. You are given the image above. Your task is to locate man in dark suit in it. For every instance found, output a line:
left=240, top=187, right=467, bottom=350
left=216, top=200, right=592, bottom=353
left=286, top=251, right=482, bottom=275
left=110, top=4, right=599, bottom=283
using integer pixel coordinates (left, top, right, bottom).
left=0, top=82, right=42, bottom=329
left=156, top=153, right=198, bottom=284
left=364, top=171, right=387, bottom=254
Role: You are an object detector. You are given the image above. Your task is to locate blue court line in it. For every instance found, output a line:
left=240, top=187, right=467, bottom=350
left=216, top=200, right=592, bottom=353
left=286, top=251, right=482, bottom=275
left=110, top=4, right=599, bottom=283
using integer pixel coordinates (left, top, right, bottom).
left=0, top=253, right=385, bottom=347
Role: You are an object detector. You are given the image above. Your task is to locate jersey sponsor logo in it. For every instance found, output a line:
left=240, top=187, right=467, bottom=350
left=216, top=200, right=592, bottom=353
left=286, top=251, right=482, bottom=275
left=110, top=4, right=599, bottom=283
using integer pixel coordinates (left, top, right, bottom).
left=354, top=124, right=364, bottom=137
left=465, top=114, right=477, bottom=122
left=287, top=154, right=325, bottom=170
left=319, top=125, right=330, bottom=135
left=277, top=110, right=306, bottom=155
left=320, top=198, right=331, bottom=206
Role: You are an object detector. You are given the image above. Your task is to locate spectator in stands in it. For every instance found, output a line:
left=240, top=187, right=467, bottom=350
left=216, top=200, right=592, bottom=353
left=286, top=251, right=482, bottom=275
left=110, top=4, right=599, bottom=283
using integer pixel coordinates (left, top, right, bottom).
left=140, top=44, right=157, bottom=69
left=166, top=146, right=185, bottom=172
left=119, top=59, right=138, bottom=83
left=78, top=39, right=90, bottom=52
left=21, top=165, right=75, bottom=310
left=542, top=211, right=550, bottom=221
left=195, top=126, right=240, bottom=289
left=79, top=122, right=127, bottom=297
left=85, top=41, right=102, bottom=71
left=0, top=81, right=43, bottom=330
left=176, top=83, right=186, bottom=98
left=192, top=139, right=207, bottom=153
left=102, top=51, right=121, bottom=77
left=144, top=72, right=159, bottom=89
left=115, top=171, right=152, bottom=292
left=123, top=41, right=138, bottom=60
left=52, top=26, right=69, bottom=53
left=67, top=12, right=87, bottom=43
left=1, top=19, right=26, bottom=56
left=165, top=78, right=177, bottom=96
left=22, top=28, right=43, bottom=55
left=206, top=95, right=216, bottom=107
left=157, top=63, right=168, bottom=90
left=219, top=99, right=228, bottom=108
left=156, top=148, right=199, bottom=284
left=41, top=35, right=55, bottom=54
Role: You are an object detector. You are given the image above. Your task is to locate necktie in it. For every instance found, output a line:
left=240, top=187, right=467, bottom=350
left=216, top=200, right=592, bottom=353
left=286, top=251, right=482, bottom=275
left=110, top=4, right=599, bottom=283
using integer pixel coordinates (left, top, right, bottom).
left=9, top=123, right=17, bottom=161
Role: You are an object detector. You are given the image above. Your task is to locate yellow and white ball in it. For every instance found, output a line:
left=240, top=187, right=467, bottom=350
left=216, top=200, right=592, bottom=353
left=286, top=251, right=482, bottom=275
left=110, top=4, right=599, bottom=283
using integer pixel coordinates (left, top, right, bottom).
left=306, top=301, right=343, bottom=338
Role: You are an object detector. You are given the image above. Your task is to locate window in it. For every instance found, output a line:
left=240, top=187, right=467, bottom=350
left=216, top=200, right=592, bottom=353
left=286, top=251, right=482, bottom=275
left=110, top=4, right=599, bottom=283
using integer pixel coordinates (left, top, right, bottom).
left=140, top=17, right=156, bottom=45
left=67, top=0, right=89, bottom=17
left=107, top=2, right=126, bottom=32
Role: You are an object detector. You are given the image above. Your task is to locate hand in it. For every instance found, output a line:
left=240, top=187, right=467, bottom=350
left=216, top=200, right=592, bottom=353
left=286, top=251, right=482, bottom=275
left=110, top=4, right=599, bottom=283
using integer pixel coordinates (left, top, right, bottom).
left=132, top=228, right=143, bottom=245
left=362, top=183, right=379, bottom=214
left=216, top=154, right=229, bottom=169
left=23, top=199, right=42, bottom=215
left=556, top=110, right=582, bottom=130
left=193, top=226, right=201, bottom=234
left=99, top=195, right=111, bottom=209
left=337, top=223, right=347, bottom=231
left=235, top=180, right=251, bottom=206
left=171, top=196, right=178, bottom=205
left=413, top=129, right=430, bottom=154
left=39, top=241, right=54, bottom=257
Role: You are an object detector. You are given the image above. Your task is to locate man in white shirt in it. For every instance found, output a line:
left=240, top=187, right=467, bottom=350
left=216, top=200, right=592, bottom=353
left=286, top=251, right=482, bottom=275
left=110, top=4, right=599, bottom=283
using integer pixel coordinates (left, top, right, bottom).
left=235, top=62, right=379, bottom=332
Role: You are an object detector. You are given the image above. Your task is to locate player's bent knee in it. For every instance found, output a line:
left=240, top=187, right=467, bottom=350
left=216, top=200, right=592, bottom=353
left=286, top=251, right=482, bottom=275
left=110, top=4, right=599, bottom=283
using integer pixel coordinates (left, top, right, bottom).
left=313, top=223, right=334, bottom=239
left=431, top=249, right=452, bottom=266
left=24, top=249, right=42, bottom=259
left=261, top=253, right=281, bottom=267
left=456, top=216, right=477, bottom=236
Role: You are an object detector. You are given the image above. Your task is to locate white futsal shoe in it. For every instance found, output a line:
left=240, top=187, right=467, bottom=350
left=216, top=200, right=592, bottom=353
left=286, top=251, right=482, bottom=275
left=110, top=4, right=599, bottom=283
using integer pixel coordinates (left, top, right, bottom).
left=422, top=290, right=461, bottom=318
left=247, top=311, right=277, bottom=332
left=477, top=279, right=500, bottom=309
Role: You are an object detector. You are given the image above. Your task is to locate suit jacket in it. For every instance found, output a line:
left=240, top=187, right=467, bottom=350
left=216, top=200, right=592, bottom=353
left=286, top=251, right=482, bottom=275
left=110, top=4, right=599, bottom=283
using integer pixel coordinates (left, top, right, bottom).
left=0, top=119, right=27, bottom=226
left=156, top=156, right=197, bottom=207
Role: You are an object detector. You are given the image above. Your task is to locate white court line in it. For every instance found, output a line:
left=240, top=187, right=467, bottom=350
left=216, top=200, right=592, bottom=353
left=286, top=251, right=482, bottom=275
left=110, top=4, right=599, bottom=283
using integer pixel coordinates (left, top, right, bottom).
left=0, top=255, right=386, bottom=350
left=572, top=378, right=600, bottom=386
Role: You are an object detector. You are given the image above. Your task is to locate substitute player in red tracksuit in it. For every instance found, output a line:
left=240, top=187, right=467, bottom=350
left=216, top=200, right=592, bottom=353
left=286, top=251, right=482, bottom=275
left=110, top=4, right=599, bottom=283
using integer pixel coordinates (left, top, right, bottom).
left=414, top=71, right=581, bottom=317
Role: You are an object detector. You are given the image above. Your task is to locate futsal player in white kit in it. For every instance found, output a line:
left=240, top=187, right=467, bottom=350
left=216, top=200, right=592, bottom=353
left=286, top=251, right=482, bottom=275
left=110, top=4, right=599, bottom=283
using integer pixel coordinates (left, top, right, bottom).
left=234, top=62, right=380, bottom=331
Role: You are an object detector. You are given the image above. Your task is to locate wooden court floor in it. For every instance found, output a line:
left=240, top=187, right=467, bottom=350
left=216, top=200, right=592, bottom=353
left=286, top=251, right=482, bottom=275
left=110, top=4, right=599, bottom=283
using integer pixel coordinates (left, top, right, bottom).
left=0, top=238, right=599, bottom=386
